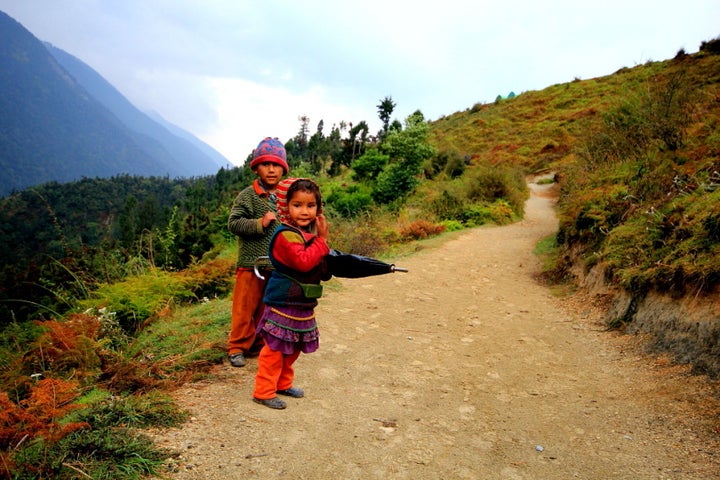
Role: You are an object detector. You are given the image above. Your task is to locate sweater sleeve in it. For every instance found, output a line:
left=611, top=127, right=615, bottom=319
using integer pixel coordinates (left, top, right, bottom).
left=227, top=189, right=266, bottom=237
left=272, top=230, right=330, bottom=273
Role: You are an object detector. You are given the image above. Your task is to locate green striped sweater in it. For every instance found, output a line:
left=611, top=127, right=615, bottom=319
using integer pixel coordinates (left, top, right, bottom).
left=227, top=181, right=277, bottom=269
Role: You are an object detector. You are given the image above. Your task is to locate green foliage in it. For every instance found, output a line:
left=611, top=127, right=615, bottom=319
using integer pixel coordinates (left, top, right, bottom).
left=372, top=161, right=421, bottom=205
left=372, top=112, right=437, bottom=205
left=699, top=36, right=720, bottom=54
left=533, top=234, right=567, bottom=283
left=0, top=321, right=43, bottom=370
left=0, top=169, right=247, bottom=326
left=428, top=162, right=527, bottom=225
left=380, top=111, right=436, bottom=169
left=78, top=271, right=195, bottom=333
left=578, top=71, right=696, bottom=169
left=462, top=200, right=515, bottom=227
left=377, top=95, right=396, bottom=139
left=11, top=427, right=168, bottom=479
left=125, top=298, right=229, bottom=373
left=443, top=152, right=467, bottom=178
left=325, top=184, right=374, bottom=218
left=439, top=219, right=465, bottom=232
left=351, top=149, right=389, bottom=182
left=328, top=216, right=389, bottom=258
left=75, top=391, right=188, bottom=429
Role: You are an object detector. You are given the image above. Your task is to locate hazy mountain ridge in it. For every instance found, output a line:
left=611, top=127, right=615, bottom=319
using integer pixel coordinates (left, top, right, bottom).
left=44, top=43, right=228, bottom=174
left=0, top=10, right=228, bottom=197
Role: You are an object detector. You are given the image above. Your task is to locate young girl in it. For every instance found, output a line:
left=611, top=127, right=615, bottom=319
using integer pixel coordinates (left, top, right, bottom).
left=252, top=178, right=331, bottom=409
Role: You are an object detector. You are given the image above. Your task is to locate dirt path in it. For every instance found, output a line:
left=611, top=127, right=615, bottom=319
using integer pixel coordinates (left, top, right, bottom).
left=151, top=181, right=720, bottom=479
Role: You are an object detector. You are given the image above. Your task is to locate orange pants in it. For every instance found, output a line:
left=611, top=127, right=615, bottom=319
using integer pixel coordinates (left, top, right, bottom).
left=228, top=268, right=267, bottom=356
left=253, top=345, right=301, bottom=400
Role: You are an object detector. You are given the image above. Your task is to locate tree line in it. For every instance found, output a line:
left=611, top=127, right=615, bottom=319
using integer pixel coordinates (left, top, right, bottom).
left=0, top=96, right=453, bottom=327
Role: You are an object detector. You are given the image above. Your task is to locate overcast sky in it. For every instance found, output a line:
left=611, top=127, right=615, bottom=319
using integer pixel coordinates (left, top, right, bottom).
left=1, top=1, right=718, bottom=166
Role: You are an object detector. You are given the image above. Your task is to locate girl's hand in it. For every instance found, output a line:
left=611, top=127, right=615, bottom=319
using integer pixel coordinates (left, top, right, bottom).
left=261, top=211, right=277, bottom=228
left=316, top=214, right=329, bottom=239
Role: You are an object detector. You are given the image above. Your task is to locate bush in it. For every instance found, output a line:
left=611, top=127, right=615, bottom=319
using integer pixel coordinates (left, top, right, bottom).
left=78, top=271, right=195, bottom=333
left=398, top=220, right=446, bottom=240
left=351, top=149, right=388, bottom=182
left=700, top=36, right=720, bottom=54
left=579, top=72, right=696, bottom=169
left=329, top=217, right=388, bottom=258
left=372, top=161, right=420, bottom=205
left=457, top=200, right=515, bottom=227
left=430, top=189, right=466, bottom=221
left=443, top=153, right=466, bottom=178
left=440, top=219, right=464, bottom=232
left=325, top=185, right=374, bottom=218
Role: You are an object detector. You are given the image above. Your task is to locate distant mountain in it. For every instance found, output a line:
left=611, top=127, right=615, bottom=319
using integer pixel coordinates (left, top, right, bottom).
left=45, top=43, right=229, bottom=174
left=0, top=10, right=228, bottom=197
left=146, top=110, right=231, bottom=170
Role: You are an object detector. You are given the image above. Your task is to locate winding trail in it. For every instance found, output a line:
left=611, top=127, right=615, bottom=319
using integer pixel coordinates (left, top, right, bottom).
left=151, top=181, right=719, bottom=479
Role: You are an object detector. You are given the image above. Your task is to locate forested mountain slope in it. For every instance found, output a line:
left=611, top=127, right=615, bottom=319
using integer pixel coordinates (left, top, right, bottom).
left=0, top=11, right=227, bottom=197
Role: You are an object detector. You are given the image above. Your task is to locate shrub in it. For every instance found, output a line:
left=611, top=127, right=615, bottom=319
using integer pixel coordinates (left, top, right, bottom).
left=444, top=153, right=466, bottom=178
left=329, top=216, right=388, bottom=257
left=399, top=220, right=446, bottom=240
left=351, top=149, right=389, bottom=182
left=579, top=72, right=696, bottom=169
left=78, top=271, right=195, bottom=333
left=372, top=161, right=420, bottom=205
left=178, top=257, right=235, bottom=300
left=440, top=219, right=465, bottom=232
left=700, top=36, right=720, bottom=54
left=325, top=185, right=374, bottom=218
left=430, top=189, right=466, bottom=221
left=424, top=150, right=465, bottom=179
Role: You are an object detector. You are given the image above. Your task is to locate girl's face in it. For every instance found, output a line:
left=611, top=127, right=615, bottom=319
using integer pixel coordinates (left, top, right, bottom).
left=287, top=190, right=319, bottom=228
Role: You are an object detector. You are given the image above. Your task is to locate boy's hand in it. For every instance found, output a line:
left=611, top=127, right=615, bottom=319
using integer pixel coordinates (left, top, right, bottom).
left=316, top=214, right=329, bottom=239
left=261, top=211, right=277, bottom=228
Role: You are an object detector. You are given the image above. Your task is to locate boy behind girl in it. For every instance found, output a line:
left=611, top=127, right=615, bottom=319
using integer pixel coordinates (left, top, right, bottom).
left=227, top=137, right=288, bottom=367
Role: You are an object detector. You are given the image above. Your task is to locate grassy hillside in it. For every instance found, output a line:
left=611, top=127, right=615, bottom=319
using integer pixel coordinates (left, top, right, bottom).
left=429, top=46, right=720, bottom=296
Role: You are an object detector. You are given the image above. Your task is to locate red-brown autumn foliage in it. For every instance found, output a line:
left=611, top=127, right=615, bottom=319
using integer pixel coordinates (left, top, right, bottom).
left=0, top=378, right=88, bottom=449
left=399, top=220, right=446, bottom=240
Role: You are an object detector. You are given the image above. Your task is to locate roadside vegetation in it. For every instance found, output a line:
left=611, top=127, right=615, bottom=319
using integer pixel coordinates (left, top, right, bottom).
left=1, top=37, right=719, bottom=478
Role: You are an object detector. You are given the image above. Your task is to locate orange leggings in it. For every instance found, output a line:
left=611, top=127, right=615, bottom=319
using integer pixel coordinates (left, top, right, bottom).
left=253, top=345, right=301, bottom=400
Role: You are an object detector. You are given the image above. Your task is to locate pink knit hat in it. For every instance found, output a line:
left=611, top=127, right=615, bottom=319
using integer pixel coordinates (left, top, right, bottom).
left=249, top=137, right=288, bottom=174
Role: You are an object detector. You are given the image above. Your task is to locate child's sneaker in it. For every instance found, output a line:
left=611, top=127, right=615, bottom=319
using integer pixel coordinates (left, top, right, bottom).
left=253, top=397, right=287, bottom=409
left=277, top=387, right=304, bottom=398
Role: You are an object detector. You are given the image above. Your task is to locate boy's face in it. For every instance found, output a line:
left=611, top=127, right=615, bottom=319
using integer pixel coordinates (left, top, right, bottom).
left=254, top=162, right=284, bottom=189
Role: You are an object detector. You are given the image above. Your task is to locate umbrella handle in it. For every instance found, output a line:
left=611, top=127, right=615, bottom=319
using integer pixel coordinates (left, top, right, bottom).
left=391, top=265, right=409, bottom=273
left=254, top=256, right=270, bottom=280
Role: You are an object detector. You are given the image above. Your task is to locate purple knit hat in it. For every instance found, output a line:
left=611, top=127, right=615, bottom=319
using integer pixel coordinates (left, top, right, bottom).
left=250, top=137, right=288, bottom=174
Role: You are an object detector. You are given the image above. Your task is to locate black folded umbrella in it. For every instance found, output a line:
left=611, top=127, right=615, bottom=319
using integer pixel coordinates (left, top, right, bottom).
left=253, top=251, right=408, bottom=280
left=326, top=249, right=408, bottom=278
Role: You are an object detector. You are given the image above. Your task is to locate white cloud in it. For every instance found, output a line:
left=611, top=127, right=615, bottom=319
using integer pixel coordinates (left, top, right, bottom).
left=199, top=77, right=379, bottom=165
